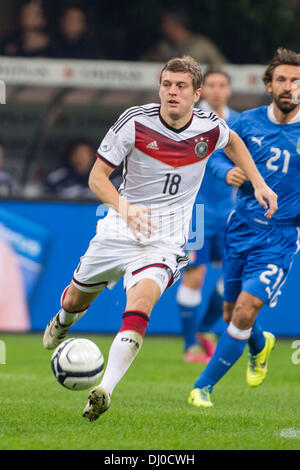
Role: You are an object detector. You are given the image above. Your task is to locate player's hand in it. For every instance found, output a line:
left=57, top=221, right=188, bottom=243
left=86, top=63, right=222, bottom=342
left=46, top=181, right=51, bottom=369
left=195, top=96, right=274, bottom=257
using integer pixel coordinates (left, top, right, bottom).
left=292, top=80, right=300, bottom=105
left=225, top=167, right=248, bottom=187
left=254, top=184, right=278, bottom=218
left=121, top=203, right=157, bottom=242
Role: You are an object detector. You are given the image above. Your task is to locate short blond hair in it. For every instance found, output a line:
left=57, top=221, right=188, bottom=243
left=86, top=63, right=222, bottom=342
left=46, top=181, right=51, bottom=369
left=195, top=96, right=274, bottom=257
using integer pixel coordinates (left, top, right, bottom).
left=159, top=56, right=202, bottom=91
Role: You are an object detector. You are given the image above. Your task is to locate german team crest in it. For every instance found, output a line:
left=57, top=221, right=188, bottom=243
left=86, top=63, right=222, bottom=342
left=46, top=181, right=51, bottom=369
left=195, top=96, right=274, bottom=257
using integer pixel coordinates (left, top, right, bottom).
left=194, top=139, right=209, bottom=159
left=297, top=137, right=300, bottom=155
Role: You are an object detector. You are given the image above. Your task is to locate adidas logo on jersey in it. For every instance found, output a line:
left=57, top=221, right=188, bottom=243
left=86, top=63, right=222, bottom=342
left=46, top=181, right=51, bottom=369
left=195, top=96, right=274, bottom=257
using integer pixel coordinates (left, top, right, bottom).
left=146, top=140, right=159, bottom=150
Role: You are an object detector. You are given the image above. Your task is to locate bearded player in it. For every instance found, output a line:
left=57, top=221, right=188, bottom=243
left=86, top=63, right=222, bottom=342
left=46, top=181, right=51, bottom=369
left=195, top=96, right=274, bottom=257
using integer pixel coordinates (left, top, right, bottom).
left=189, top=48, right=300, bottom=408
left=42, top=56, right=277, bottom=422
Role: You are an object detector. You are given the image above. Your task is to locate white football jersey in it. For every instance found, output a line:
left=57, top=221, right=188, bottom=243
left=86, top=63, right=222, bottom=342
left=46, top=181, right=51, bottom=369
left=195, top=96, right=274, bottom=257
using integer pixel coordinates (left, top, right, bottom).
left=97, top=103, right=230, bottom=248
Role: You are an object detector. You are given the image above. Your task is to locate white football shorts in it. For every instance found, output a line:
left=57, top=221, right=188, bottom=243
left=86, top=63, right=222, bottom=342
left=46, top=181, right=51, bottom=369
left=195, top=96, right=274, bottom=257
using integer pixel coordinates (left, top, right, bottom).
left=72, top=221, right=188, bottom=296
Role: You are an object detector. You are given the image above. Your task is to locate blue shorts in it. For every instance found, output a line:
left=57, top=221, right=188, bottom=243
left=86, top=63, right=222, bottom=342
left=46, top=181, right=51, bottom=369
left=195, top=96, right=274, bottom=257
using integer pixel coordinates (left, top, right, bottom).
left=186, top=232, right=225, bottom=268
left=223, top=211, right=300, bottom=307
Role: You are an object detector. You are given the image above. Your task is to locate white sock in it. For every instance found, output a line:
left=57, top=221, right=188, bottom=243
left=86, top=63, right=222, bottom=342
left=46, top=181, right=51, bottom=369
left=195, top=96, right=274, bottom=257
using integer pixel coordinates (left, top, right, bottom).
left=59, top=309, right=83, bottom=326
left=227, top=321, right=252, bottom=340
left=176, top=284, right=202, bottom=307
left=100, top=330, right=143, bottom=396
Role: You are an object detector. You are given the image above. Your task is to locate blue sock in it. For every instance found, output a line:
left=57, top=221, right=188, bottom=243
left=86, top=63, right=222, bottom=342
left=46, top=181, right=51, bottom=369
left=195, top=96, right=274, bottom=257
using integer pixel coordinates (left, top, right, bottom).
left=194, top=325, right=249, bottom=392
left=179, top=305, right=198, bottom=351
left=197, top=287, right=223, bottom=332
left=248, top=321, right=265, bottom=355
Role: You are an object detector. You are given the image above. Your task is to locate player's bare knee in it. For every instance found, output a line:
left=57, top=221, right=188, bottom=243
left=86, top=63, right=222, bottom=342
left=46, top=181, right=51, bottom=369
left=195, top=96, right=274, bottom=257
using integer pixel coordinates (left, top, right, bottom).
left=62, top=290, right=86, bottom=313
left=232, top=300, right=257, bottom=329
left=61, top=295, right=78, bottom=313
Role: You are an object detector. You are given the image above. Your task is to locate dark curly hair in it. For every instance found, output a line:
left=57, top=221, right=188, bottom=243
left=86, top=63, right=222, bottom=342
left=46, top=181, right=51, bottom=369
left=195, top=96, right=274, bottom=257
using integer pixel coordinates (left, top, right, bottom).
left=262, top=47, right=300, bottom=85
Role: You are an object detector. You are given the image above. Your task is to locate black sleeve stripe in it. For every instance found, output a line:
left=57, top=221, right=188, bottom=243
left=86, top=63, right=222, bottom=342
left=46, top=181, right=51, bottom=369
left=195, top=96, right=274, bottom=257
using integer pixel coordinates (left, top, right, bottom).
left=195, top=108, right=225, bottom=122
left=112, top=109, right=159, bottom=134
left=208, top=111, right=218, bottom=120
left=111, top=106, right=142, bottom=131
left=194, top=110, right=222, bottom=123
left=118, top=154, right=128, bottom=195
left=194, top=111, right=213, bottom=120
left=96, top=152, right=118, bottom=169
left=113, top=110, right=159, bottom=134
left=111, top=105, right=160, bottom=133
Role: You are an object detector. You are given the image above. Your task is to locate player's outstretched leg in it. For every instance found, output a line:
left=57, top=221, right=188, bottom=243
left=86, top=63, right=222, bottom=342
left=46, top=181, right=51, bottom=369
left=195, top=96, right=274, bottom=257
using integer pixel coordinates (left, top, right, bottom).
left=188, top=386, right=213, bottom=408
left=82, top=312, right=149, bottom=422
left=188, top=321, right=251, bottom=408
left=43, top=285, right=99, bottom=350
left=83, top=277, right=161, bottom=422
left=43, top=310, right=74, bottom=350
left=246, top=331, right=275, bottom=386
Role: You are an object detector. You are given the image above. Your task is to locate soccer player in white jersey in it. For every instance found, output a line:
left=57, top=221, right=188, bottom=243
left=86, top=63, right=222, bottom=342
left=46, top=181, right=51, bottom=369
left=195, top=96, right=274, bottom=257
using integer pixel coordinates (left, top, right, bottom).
left=43, top=56, right=277, bottom=422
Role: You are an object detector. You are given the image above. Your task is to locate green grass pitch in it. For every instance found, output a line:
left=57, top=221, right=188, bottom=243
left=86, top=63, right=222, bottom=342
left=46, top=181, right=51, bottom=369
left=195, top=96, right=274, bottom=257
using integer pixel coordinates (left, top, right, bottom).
left=0, top=333, right=300, bottom=450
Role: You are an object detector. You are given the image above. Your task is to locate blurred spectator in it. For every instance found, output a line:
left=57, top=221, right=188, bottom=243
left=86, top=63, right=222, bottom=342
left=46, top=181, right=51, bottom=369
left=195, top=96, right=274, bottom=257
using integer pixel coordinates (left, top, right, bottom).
left=44, top=139, right=97, bottom=199
left=141, top=8, right=228, bottom=64
left=199, top=68, right=238, bottom=121
left=0, top=146, right=18, bottom=196
left=0, top=1, right=52, bottom=57
left=50, top=6, right=99, bottom=59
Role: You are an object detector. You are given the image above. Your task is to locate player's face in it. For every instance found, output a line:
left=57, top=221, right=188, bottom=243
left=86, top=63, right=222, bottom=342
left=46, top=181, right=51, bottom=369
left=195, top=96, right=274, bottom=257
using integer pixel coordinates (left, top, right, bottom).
left=202, top=73, right=232, bottom=108
left=267, top=65, right=300, bottom=114
left=159, top=71, right=201, bottom=124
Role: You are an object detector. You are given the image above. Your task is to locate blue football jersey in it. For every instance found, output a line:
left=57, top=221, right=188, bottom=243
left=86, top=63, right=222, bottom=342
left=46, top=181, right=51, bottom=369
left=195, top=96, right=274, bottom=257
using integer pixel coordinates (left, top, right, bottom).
left=210, top=105, right=300, bottom=223
left=195, top=106, right=240, bottom=233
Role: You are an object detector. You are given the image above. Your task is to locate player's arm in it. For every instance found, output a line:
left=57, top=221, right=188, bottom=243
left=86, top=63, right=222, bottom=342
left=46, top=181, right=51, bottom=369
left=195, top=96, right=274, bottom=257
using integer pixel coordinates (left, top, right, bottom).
left=226, top=166, right=248, bottom=187
left=209, top=114, right=248, bottom=187
left=224, top=130, right=278, bottom=218
left=208, top=152, right=248, bottom=187
left=89, top=158, right=155, bottom=241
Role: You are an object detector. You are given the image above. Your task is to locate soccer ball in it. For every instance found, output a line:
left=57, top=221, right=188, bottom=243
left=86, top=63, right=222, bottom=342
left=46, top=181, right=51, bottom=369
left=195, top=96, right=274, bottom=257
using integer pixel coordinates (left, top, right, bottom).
left=51, top=338, right=104, bottom=391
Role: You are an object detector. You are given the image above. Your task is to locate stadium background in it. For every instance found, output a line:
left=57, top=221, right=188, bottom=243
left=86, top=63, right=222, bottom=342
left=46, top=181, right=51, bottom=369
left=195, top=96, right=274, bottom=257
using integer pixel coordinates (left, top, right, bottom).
left=0, top=0, right=299, bottom=336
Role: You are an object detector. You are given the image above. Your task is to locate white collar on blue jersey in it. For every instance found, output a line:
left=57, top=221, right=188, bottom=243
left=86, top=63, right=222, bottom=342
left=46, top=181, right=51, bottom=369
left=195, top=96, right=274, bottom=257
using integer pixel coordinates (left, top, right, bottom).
left=267, top=103, right=300, bottom=124
left=198, top=99, right=229, bottom=121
